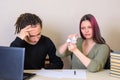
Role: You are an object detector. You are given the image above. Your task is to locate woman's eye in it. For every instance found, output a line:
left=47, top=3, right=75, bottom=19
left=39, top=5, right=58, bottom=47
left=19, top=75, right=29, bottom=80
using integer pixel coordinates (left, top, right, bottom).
left=88, top=26, right=92, bottom=28
left=81, top=27, right=85, bottom=30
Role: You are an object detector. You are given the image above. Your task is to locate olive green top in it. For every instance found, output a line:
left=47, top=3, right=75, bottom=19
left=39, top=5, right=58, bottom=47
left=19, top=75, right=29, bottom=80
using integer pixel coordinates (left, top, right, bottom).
left=56, top=38, right=110, bottom=72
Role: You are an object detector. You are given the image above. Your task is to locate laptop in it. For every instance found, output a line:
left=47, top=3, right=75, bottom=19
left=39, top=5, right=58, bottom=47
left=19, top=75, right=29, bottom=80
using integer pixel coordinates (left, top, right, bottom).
left=0, top=46, right=35, bottom=80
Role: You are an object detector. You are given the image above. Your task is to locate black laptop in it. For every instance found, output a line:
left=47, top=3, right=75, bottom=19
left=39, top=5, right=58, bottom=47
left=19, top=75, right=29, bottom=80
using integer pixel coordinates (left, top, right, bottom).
left=0, top=46, right=35, bottom=80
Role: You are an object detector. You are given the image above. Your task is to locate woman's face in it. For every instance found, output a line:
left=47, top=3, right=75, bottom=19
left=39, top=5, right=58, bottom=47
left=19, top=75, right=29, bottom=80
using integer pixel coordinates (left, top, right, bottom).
left=81, top=20, right=93, bottom=39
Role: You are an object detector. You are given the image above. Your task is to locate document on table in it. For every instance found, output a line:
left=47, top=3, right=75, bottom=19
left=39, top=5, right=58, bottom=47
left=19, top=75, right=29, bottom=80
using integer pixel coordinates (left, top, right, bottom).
left=34, top=69, right=86, bottom=79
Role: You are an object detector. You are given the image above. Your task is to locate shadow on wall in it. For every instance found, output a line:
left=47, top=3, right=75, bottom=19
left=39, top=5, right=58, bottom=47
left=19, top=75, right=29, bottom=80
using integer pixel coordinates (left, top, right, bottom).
left=106, top=25, right=120, bottom=51
left=42, top=25, right=72, bottom=69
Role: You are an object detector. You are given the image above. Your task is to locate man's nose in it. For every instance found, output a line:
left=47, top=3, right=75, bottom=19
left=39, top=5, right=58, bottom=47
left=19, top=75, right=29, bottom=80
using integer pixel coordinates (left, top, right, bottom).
left=33, top=37, right=39, bottom=41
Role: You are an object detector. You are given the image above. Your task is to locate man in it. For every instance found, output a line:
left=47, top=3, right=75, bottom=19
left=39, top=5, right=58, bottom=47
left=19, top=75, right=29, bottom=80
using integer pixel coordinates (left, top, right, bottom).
left=10, top=13, right=63, bottom=69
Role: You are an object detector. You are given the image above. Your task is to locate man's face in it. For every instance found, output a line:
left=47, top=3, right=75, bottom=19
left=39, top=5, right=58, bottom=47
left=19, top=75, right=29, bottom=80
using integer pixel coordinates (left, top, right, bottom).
left=27, top=24, right=42, bottom=44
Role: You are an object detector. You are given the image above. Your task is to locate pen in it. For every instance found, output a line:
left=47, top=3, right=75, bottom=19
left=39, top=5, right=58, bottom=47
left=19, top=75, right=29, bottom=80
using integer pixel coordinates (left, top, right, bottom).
left=74, top=70, right=76, bottom=75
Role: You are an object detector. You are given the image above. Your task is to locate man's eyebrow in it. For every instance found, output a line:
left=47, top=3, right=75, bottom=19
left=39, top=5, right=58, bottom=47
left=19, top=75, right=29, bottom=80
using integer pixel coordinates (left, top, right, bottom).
left=29, top=32, right=41, bottom=37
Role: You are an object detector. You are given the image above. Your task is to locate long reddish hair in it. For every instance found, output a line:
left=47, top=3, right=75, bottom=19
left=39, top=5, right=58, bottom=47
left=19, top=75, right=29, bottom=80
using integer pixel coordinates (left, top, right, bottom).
left=79, top=14, right=105, bottom=44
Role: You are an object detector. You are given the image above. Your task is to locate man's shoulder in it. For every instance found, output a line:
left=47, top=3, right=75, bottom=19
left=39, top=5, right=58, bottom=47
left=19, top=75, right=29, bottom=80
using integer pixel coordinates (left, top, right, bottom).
left=40, top=35, right=53, bottom=43
left=41, top=35, right=51, bottom=40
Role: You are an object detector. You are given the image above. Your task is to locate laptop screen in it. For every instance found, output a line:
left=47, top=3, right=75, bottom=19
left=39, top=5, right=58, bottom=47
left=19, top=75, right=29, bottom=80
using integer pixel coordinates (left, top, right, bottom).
left=0, top=46, right=25, bottom=80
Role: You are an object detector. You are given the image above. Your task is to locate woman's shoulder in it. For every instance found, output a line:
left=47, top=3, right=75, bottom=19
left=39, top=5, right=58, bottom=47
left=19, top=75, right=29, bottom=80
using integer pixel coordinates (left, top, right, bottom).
left=96, top=43, right=109, bottom=47
left=95, top=43, right=110, bottom=50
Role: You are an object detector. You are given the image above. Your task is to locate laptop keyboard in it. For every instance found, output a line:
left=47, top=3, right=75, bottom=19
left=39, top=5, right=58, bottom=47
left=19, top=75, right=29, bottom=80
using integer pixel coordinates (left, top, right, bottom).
left=23, top=73, right=36, bottom=80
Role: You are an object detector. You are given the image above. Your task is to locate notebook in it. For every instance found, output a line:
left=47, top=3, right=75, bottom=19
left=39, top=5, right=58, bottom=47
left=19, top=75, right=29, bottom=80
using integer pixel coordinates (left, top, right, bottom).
left=0, top=46, right=35, bottom=80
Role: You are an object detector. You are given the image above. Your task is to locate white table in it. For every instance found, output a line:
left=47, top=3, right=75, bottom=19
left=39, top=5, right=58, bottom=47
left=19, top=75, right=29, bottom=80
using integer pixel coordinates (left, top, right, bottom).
left=24, top=69, right=119, bottom=80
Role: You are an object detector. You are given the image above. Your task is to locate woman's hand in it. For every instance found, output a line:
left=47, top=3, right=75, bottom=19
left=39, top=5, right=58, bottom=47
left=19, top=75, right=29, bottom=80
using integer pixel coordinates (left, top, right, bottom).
left=68, top=42, right=78, bottom=53
left=68, top=33, right=79, bottom=40
left=66, top=33, right=79, bottom=52
left=58, top=33, right=79, bottom=54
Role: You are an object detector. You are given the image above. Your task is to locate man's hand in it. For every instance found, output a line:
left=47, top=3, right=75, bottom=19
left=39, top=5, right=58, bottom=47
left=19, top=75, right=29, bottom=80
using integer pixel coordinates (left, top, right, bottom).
left=18, top=25, right=33, bottom=40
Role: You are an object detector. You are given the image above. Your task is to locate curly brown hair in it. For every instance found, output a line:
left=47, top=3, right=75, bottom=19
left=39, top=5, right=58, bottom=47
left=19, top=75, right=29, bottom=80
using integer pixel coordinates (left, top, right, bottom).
left=15, top=13, right=42, bottom=34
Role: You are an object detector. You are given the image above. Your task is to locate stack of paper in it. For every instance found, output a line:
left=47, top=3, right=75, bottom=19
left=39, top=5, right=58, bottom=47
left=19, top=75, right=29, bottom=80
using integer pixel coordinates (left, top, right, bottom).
left=110, top=52, right=120, bottom=78
left=34, top=69, right=86, bottom=79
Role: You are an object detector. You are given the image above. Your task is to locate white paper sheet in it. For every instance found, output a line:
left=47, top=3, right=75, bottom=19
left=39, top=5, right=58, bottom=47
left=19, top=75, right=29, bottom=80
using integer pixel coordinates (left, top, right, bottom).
left=34, top=69, right=86, bottom=79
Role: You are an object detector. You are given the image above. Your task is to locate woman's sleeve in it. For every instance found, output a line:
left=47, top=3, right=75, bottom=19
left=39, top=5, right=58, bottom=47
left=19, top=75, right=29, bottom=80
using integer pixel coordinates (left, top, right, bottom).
left=87, top=44, right=110, bottom=72
left=56, top=49, right=72, bottom=58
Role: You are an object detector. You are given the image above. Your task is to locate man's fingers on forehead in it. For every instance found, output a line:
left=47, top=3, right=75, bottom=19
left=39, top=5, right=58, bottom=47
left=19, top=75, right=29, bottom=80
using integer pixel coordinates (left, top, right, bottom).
left=25, top=28, right=34, bottom=32
left=25, top=25, right=34, bottom=31
left=25, top=25, right=32, bottom=29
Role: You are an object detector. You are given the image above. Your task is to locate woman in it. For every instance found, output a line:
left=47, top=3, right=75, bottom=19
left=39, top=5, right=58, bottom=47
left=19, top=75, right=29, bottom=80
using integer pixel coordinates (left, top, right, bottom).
left=56, top=14, right=110, bottom=72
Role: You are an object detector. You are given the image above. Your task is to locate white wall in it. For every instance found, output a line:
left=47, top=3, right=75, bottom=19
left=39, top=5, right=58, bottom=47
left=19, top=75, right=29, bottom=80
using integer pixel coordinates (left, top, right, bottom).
left=0, top=0, right=120, bottom=68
